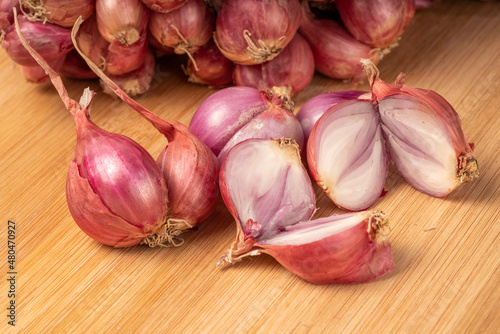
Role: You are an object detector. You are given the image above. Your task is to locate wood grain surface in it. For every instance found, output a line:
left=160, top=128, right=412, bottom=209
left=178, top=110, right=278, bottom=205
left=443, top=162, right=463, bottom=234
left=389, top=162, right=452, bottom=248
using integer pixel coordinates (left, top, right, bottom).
left=1, top=1, right=499, bottom=333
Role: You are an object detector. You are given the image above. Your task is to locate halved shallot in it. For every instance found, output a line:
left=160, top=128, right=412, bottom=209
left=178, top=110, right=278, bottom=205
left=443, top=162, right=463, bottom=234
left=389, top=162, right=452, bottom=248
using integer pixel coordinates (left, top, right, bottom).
left=217, top=138, right=394, bottom=284
left=306, top=60, right=479, bottom=212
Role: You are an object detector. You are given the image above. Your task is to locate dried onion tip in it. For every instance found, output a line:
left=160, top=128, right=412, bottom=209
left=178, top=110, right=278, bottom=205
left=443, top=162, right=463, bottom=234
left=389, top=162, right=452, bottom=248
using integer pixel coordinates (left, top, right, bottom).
left=232, top=32, right=315, bottom=96
left=14, top=13, right=169, bottom=247
left=188, top=86, right=304, bottom=165
left=217, top=138, right=394, bottom=284
left=19, top=0, right=95, bottom=27
left=214, top=0, right=302, bottom=65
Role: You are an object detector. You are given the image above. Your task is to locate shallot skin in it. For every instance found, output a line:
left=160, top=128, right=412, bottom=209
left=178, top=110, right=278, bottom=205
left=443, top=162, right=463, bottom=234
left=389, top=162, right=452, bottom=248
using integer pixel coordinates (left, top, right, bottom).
left=214, top=0, right=302, bottom=65
left=141, top=0, right=188, bottom=13
left=20, top=0, right=95, bottom=27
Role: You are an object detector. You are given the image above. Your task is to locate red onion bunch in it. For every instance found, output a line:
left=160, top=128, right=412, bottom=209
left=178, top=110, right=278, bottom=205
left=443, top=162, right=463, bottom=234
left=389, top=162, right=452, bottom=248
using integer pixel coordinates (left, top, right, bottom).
left=304, top=60, right=479, bottom=211
left=217, top=137, right=394, bottom=284
left=17, top=16, right=219, bottom=247
left=188, top=86, right=304, bottom=165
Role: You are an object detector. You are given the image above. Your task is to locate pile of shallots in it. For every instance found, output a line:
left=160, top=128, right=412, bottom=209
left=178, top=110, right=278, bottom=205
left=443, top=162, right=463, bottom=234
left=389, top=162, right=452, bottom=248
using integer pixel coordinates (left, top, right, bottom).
left=1, top=0, right=426, bottom=96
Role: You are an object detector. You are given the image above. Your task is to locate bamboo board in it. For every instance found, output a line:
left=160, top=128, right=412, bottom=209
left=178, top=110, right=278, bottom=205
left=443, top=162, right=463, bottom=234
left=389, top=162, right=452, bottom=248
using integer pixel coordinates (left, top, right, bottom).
left=1, top=1, right=499, bottom=333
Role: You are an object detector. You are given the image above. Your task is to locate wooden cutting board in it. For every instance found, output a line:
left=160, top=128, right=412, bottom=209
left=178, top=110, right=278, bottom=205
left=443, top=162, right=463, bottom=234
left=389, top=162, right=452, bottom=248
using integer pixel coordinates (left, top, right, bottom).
left=1, top=1, right=499, bottom=332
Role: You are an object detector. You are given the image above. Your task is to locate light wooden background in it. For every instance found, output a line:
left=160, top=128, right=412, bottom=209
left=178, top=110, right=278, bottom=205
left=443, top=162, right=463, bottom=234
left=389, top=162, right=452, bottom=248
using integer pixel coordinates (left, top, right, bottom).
left=1, top=1, right=499, bottom=332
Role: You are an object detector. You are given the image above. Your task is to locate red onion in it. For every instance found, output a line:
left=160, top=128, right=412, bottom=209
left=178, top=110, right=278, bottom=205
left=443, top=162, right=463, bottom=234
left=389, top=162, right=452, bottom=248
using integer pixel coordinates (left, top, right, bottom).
left=2, top=14, right=72, bottom=66
left=363, top=60, right=478, bottom=197
left=59, top=50, right=98, bottom=80
left=232, top=33, right=315, bottom=96
left=188, top=86, right=304, bottom=164
left=299, top=1, right=381, bottom=82
left=73, top=18, right=220, bottom=243
left=100, top=49, right=156, bottom=97
left=296, top=90, right=368, bottom=142
left=15, top=17, right=169, bottom=247
left=184, top=38, right=234, bottom=87
left=96, top=0, right=150, bottom=46
left=73, top=14, right=109, bottom=70
left=335, top=0, right=415, bottom=48
left=141, top=0, right=188, bottom=12
left=19, top=0, right=95, bottom=27
left=217, top=138, right=394, bottom=284
left=214, top=0, right=302, bottom=65
left=148, top=0, right=214, bottom=60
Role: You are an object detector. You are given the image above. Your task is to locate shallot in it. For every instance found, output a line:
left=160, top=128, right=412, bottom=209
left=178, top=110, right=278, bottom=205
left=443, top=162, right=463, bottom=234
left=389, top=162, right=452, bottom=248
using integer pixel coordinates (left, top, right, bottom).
left=184, top=38, right=234, bottom=87
left=335, top=0, right=415, bottom=48
left=15, top=13, right=168, bottom=247
left=232, top=33, right=315, bottom=96
left=2, top=15, right=72, bottom=66
left=306, top=60, right=479, bottom=211
left=217, top=138, right=394, bottom=284
left=299, top=1, right=382, bottom=82
left=188, top=86, right=304, bottom=164
left=148, top=0, right=214, bottom=66
left=73, top=18, right=220, bottom=242
left=96, top=0, right=149, bottom=46
left=141, top=0, right=188, bottom=13
left=214, top=0, right=302, bottom=65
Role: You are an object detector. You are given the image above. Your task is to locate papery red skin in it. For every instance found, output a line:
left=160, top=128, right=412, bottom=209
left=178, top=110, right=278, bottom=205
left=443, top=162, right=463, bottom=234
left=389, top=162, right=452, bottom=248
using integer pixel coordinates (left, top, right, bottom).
left=60, top=50, right=98, bottom=80
left=186, top=38, right=234, bottom=87
left=148, top=31, right=175, bottom=56
left=335, top=0, right=415, bottom=48
left=232, top=33, right=314, bottom=96
left=1, top=16, right=73, bottom=66
left=299, top=2, right=379, bottom=81
left=20, top=55, right=66, bottom=83
left=105, top=33, right=149, bottom=76
left=148, top=0, right=214, bottom=55
left=370, top=74, right=474, bottom=156
left=141, top=0, right=188, bottom=12
left=215, top=0, right=302, bottom=65
left=96, top=0, right=150, bottom=45
left=158, top=120, right=220, bottom=225
left=261, top=221, right=394, bottom=284
left=101, top=48, right=155, bottom=97
left=20, top=0, right=95, bottom=27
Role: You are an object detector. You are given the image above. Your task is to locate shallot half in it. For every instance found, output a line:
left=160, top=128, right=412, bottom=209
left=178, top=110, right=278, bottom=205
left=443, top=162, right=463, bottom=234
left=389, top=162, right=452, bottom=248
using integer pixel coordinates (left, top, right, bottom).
left=306, top=60, right=479, bottom=211
left=217, top=138, right=394, bottom=284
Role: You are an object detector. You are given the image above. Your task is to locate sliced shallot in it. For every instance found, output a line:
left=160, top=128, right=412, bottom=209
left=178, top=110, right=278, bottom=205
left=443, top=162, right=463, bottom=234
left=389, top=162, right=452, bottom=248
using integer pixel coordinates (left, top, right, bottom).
left=217, top=138, right=394, bottom=284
